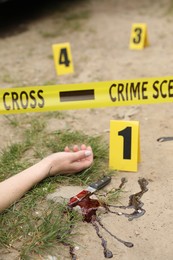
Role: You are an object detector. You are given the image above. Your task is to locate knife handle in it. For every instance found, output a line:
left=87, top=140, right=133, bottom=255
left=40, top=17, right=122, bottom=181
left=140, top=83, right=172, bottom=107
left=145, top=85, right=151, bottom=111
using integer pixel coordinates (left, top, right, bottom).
left=89, top=176, right=111, bottom=190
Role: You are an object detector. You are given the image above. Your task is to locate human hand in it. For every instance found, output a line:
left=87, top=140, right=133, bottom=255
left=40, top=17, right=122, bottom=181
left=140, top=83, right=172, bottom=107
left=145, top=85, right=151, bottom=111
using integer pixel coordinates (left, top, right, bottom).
left=45, top=144, right=93, bottom=176
left=0, top=145, right=93, bottom=213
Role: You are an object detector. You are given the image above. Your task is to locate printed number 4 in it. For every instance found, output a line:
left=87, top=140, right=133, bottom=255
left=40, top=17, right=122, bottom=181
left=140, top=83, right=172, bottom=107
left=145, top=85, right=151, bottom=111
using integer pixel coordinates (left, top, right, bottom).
left=59, top=48, right=70, bottom=67
left=118, top=127, right=132, bottom=160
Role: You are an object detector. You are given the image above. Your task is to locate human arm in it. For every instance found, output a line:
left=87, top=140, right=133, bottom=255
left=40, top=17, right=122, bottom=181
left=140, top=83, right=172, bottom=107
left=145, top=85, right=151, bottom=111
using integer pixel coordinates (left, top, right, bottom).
left=0, top=145, right=93, bottom=213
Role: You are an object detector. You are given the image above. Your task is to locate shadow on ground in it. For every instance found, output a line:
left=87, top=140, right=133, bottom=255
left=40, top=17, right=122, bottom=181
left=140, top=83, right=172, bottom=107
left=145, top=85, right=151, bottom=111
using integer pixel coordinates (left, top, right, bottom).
left=0, top=0, right=86, bottom=38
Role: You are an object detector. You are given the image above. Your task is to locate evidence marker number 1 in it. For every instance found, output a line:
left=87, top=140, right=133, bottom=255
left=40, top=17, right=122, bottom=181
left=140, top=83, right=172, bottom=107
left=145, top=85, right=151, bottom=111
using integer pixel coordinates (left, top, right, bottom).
left=109, top=120, right=141, bottom=172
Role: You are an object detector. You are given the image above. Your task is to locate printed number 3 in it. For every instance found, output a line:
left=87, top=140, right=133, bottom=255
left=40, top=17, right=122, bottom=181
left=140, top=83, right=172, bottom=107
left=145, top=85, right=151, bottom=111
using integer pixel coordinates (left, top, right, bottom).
left=133, top=28, right=142, bottom=44
left=59, top=48, right=70, bottom=67
left=118, top=127, right=132, bottom=160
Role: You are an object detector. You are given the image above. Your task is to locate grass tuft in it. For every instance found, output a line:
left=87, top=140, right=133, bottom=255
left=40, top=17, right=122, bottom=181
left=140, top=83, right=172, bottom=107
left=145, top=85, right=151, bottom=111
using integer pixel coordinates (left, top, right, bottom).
left=0, top=113, right=117, bottom=258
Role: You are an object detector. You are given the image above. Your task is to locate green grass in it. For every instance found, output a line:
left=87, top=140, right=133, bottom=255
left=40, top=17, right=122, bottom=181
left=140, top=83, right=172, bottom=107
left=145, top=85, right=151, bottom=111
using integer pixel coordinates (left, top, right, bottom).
left=2, top=73, right=15, bottom=84
left=39, top=30, right=58, bottom=38
left=64, top=10, right=90, bottom=21
left=0, top=112, right=117, bottom=259
left=39, top=9, right=91, bottom=38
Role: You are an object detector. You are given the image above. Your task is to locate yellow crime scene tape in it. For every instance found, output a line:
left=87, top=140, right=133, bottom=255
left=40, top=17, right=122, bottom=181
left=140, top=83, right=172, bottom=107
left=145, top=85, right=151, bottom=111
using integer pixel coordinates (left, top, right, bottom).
left=1, top=76, right=173, bottom=115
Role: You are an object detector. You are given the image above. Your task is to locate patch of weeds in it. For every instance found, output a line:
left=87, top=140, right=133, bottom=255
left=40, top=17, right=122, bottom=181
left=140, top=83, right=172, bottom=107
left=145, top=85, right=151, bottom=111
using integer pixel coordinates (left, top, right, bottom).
left=4, top=114, right=37, bottom=129
left=3, top=115, right=20, bottom=127
left=0, top=115, right=116, bottom=258
left=43, top=79, right=57, bottom=85
left=43, top=111, right=66, bottom=119
left=56, top=10, right=91, bottom=32
left=2, top=73, right=15, bottom=84
left=100, top=187, right=124, bottom=205
left=24, top=118, right=46, bottom=147
left=1, top=199, right=82, bottom=259
left=20, top=202, right=82, bottom=259
left=0, top=143, right=30, bottom=180
left=39, top=30, right=58, bottom=38
left=65, top=10, right=90, bottom=21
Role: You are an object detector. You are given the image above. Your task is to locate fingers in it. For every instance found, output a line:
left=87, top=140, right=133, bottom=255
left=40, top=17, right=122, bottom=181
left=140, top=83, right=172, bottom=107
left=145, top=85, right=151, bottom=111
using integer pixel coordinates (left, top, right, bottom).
left=73, top=145, right=80, bottom=152
left=80, top=144, right=87, bottom=150
left=64, top=146, right=70, bottom=152
left=70, top=149, right=93, bottom=163
left=72, top=151, right=93, bottom=171
left=64, top=144, right=88, bottom=153
left=86, top=145, right=92, bottom=151
left=64, top=145, right=78, bottom=152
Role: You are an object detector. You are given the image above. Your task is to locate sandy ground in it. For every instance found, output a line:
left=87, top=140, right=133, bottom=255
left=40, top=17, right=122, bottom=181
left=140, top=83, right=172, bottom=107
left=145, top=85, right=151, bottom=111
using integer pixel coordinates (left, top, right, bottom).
left=0, top=0, right=173, bottom=259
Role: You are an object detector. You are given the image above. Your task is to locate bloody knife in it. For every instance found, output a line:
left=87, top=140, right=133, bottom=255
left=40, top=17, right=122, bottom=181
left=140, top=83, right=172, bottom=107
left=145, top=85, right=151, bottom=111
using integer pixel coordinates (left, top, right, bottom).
left=68, top=176, right=111, bottom=207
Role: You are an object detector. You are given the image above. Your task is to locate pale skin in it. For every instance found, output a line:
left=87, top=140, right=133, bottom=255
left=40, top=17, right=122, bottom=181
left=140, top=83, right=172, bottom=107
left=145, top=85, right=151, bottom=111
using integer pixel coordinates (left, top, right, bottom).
left=0, top=144, right=93, bottom=213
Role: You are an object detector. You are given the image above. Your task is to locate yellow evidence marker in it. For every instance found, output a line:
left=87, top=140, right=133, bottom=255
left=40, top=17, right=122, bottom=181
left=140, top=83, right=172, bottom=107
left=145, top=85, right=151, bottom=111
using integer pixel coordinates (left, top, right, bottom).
left=52, top=42, right=74, bottom=75
left=129, top=23, right=149, bottom=50
left=109, top=120, right=140, bottom=172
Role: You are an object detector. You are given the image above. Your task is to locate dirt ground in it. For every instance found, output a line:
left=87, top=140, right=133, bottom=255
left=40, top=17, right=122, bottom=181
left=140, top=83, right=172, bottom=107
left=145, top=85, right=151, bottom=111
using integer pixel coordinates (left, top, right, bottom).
left=0, top=0, right=173, bottom=259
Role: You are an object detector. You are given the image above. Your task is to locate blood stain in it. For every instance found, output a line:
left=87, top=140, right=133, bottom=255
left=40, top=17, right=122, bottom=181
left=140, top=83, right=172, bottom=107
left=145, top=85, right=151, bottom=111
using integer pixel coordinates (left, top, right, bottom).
left=66, top=177, right=149, bottom=259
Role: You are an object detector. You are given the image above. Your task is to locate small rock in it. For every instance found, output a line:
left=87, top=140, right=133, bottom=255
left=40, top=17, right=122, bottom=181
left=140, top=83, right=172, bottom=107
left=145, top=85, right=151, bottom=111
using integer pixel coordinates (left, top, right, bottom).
left=135, top=230, right=140, bottom=236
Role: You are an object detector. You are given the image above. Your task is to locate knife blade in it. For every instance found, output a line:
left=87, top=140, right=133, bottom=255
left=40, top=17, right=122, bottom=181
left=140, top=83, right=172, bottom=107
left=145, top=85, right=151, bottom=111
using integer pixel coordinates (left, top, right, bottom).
left=68, top=175, right=111, bottom=207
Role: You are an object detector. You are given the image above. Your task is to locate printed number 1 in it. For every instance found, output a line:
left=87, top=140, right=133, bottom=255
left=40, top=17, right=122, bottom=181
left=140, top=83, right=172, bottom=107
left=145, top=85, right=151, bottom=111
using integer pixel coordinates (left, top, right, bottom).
left=133, top=27, right=142, bottom=44
left=118, top=127, right=132, bottom=160
left=59, top=48, right=70, bottom=67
